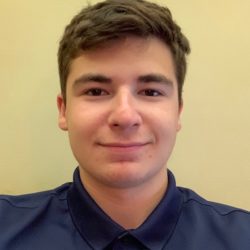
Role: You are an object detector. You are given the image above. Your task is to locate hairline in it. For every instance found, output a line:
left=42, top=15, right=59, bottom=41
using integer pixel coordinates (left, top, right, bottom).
left=63, top=34, right=181, bottom=103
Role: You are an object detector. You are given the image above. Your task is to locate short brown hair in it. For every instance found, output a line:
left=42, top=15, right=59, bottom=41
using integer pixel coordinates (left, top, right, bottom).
left=58, top=0, right=190, bottom=104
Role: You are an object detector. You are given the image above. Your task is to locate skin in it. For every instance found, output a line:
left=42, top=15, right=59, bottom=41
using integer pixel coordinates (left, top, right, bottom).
left=57, top=36, right=182, bottom=229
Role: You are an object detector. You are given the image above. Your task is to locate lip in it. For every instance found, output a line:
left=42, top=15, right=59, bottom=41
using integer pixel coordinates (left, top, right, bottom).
left=100, top=142, right=148, bottom=147
left=97, top=142, right=149, bottom=153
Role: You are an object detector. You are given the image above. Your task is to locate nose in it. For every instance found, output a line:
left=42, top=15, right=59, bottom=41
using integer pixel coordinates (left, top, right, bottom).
left=108, top=90, right=142, bottom=130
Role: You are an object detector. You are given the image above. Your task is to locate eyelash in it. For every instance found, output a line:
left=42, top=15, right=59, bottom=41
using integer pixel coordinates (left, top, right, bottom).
left=139, top=89, right=162, bottom=96
left=84, top=88, right=108, bottom=96
left=84, top=88, right=163, bottom=97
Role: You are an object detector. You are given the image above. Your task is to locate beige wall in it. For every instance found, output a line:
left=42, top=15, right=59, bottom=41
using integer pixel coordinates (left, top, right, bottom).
left=0, top=0, right=249, bottom=210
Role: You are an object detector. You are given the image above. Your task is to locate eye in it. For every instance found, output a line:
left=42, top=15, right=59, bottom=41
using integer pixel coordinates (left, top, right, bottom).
left=84, top=88, right=109, bottom=96
left=140, top=89, right=162, bottom=96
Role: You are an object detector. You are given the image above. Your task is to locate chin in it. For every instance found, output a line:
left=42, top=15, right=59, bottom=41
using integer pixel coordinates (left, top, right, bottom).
left=99, top=164, right=155, bottom=189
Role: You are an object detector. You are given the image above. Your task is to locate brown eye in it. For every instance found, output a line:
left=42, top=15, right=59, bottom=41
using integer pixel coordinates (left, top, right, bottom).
left=140, top=89, right=162, bottom=96
left=85, top=88, right=108, bottom=96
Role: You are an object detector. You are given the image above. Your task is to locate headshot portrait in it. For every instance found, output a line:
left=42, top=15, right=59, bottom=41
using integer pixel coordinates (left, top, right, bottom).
left=0, top=1, right=249, bottom=249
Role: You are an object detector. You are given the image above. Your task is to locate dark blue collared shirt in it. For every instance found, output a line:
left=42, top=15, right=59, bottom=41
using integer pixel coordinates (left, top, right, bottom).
left=0, top=168, right=249, bottom=250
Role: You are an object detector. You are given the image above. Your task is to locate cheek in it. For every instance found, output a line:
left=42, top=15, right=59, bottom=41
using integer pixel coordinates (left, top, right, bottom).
left=150, top=116, right=180, bottom=153
left=66, top=104, right=107, bottom=139
left=151, top=108, right=180, bottom=131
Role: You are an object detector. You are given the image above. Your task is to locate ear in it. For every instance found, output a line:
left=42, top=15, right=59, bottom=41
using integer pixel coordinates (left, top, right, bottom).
left=177, top=100, right=183, bottom=132
left=57, top=94, right=68, bottom=131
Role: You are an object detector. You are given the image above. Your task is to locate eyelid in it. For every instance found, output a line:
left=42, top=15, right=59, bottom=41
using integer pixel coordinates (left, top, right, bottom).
left=138, top=88, right=165, bottom=96
left=83, top=88, right=109, bottom=96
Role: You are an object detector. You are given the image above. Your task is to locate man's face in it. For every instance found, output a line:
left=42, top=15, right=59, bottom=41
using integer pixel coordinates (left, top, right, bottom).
left=57, top=36, right=182, bottom=189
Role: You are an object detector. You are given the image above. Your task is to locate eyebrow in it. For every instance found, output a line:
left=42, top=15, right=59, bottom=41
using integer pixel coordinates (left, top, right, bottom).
left=138, top=74, right=173, bottom=86
left=73, top=73, right=173, bottom=87
left=73, top=73, right=112, bottom=86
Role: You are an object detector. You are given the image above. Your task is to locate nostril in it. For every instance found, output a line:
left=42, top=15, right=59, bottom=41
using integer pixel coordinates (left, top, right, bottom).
left=108, top=100, right=142, bottom=128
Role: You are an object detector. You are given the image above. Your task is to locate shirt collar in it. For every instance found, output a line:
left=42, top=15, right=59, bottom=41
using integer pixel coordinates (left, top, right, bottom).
left=67, top=168, right=183, bottom=250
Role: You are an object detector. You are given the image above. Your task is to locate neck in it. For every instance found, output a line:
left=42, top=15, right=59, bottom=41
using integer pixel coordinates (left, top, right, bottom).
left=79, top=169, right=168, bottom=229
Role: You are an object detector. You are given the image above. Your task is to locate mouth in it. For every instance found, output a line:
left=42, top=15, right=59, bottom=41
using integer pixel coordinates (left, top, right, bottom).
left=97, top=142, right=150, bottom=153
left=100, top=142, right=149, bottom=147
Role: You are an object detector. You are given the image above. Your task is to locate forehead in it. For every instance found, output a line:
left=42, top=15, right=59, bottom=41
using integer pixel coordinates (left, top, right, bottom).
left=67, top=36, right=176, bottom=85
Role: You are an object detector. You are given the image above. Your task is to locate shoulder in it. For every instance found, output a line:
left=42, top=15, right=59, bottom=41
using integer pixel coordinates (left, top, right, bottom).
left=0, top=183, right=71, bottom=231
left=178, top=187, right=250, bottom=217
left=0, top=183, right=82, bottom=249
left=171, top=187, right=250, bottom=249
left=0, top=183, right=71, bottom=209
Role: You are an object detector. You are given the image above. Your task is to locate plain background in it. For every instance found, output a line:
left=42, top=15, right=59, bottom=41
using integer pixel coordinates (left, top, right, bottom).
left=0, top=0, right=249, bottom=210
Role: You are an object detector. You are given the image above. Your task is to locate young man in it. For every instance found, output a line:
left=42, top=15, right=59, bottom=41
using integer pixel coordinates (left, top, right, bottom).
left=0, top=0, right=249, bottom=249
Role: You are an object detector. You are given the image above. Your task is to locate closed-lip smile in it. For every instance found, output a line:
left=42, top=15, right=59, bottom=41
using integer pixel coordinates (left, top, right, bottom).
left=97, top=142, right=150, bottom=154
left=98, top=142, right=149, bottom=147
